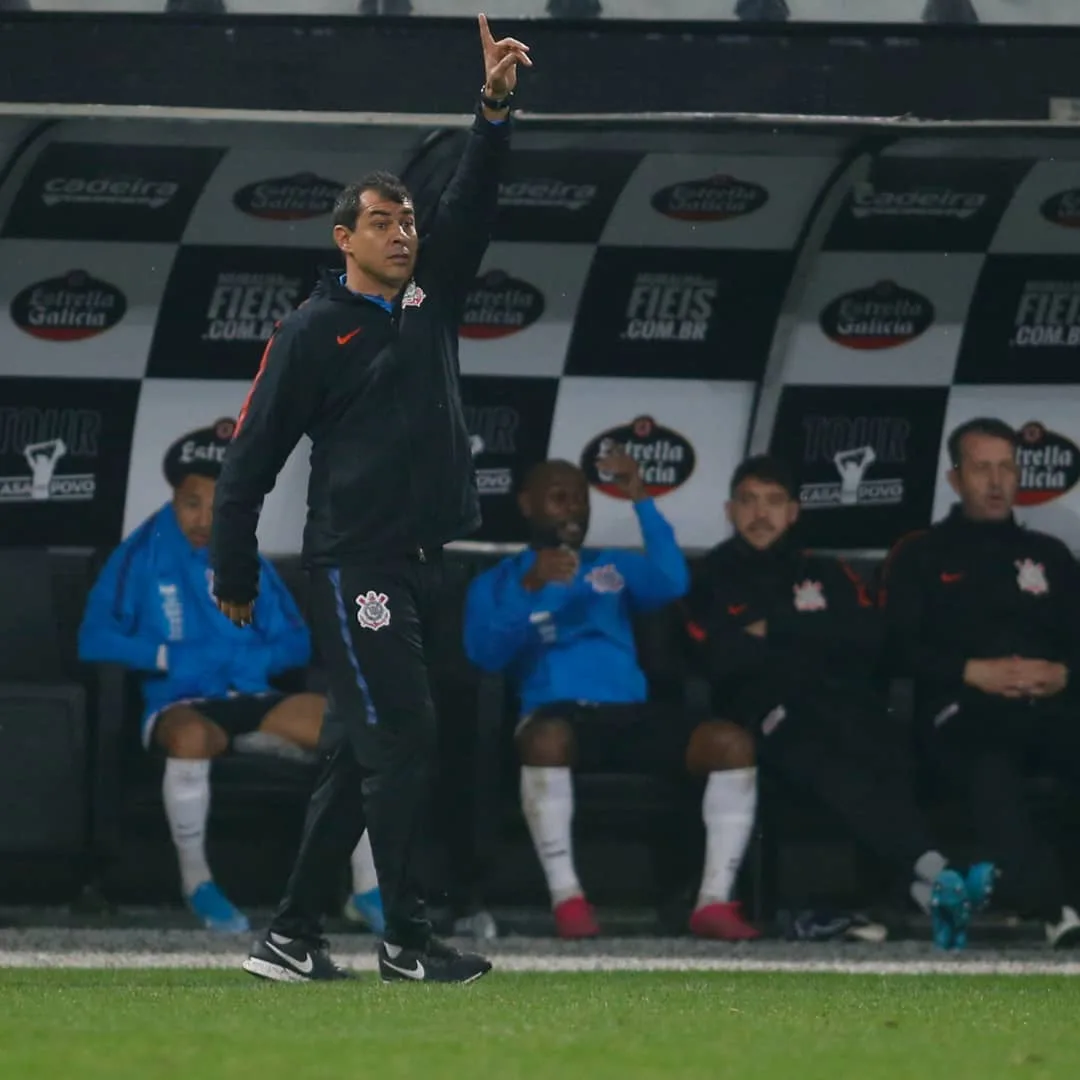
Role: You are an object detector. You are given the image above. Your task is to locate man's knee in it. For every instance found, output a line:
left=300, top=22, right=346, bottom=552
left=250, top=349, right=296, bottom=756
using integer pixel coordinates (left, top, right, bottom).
left=686, top=720, right=756, bottom=775
left=517, top=717, right=576, bottom=767
left=155, top=709, right=226, bottom=759
left=260, top=692, right=328, bottom=751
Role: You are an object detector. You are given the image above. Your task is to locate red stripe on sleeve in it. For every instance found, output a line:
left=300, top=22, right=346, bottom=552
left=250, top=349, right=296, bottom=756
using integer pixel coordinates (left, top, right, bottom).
left=233, top=334, right=275, bottom=438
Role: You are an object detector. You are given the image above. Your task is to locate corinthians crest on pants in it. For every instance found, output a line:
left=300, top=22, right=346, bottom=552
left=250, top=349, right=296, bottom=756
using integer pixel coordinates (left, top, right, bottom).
left=355, top=590, right=391, bottom=630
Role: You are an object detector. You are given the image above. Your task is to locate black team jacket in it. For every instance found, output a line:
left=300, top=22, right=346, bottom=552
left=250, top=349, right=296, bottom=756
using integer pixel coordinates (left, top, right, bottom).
left=210, top=107, right=509, bottom=604
left=880, top=505, right=1080, bottom=712
left=684, top=532, right=883, bottom=725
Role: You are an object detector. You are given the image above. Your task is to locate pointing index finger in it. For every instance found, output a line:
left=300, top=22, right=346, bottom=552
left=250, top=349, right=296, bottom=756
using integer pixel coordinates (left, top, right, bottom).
left=478, top=12, right=495, bottom=48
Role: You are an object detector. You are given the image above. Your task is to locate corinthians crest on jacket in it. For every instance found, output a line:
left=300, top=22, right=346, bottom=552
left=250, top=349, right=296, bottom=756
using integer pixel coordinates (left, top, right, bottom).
left=793, top=580, right=827, bottom=612
left=1015, top=558, right=1048, bottom=596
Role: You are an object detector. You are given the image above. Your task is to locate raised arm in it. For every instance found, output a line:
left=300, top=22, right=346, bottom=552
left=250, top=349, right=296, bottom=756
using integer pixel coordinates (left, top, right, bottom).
left=210, top=317, right=322, bottom=621
left=420, top=14, right=530, bottom=290
left=615, top=500, right=690, bottom=610
left=589, top=444, right=688, bottom=610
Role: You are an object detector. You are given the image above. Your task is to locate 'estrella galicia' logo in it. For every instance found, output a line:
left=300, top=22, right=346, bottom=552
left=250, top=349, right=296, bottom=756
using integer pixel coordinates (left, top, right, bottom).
left=819, top=280, right=934, bottom=350
left=650, top=175, right=768, bottom=222
left=11, top=270, right=127, bottom=342
left=232, top=173, right=343, bottom=221
left=580, top=415, right=695, bottom=500
left=1015, top=421, right=1080, bottom=507
left=460, top=270, right=545, bottom=340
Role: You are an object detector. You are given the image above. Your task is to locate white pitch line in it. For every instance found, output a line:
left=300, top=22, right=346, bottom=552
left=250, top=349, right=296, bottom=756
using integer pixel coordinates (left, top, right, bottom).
left=0, top=952, right=1079, bottom=976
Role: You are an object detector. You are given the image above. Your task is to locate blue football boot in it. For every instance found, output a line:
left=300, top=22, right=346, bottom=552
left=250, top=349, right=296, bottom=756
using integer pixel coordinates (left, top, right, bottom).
left=965, top=861, right=998, bottom=915
left=188, top=881, right=250, bottom=934
left=930, top=868, right=972, bottom=950
left=343, top=887, right=386, bottom=934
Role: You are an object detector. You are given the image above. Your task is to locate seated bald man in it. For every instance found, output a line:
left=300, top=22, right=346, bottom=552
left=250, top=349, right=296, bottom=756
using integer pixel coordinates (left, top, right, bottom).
left=464, top=449, right=759, bottom=941
left=78, top=419, right=383, bottom=935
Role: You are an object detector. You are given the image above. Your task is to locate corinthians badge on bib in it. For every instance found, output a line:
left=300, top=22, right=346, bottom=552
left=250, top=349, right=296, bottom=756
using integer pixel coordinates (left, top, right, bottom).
left=356, top=591, right=392, bottom=630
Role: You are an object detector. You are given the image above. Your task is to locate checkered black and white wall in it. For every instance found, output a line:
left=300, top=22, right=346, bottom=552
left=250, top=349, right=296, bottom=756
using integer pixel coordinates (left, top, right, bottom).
left=2, top=118, right=1079, bottom=555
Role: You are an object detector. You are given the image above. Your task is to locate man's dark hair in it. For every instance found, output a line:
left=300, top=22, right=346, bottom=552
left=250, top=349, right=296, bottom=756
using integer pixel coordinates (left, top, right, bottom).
left=947, top=417, right=1019, bottom=468
left=729, top=454, right=796, bottom=499
left=332, top=171, right=413, bottom=231
left=162, top=418, right=235, bottom=489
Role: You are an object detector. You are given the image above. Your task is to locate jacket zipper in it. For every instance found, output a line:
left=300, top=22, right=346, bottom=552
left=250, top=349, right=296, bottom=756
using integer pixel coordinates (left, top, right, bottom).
left=392, top=296, right=423, bottom=551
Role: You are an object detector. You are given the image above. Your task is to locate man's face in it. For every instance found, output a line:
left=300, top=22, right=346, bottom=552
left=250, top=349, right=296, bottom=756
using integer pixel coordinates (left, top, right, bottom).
left=334, top=190, right=418, bottom=290
left=520, top=466, right=591, bottom=549
left=726, top=476, right=798, bottom=551
left=948, top=432, right=1019, bottom=521
left=173, top=473, right=215, bottom=548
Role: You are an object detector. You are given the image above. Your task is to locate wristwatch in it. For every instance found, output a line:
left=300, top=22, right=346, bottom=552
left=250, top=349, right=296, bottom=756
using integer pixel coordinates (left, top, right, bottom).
left=480, top=86, right=513, bottom=112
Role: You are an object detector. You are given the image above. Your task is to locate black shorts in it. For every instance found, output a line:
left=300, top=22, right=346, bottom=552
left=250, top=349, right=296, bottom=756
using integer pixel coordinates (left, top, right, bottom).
left=517, top=701, right=697, bottom=775
left=144, top=691, right=286, bottom=751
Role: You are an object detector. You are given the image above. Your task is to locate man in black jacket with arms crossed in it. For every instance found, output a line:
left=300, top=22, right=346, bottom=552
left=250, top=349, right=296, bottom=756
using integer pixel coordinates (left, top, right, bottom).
left=209, top=14, right=532, bottom=983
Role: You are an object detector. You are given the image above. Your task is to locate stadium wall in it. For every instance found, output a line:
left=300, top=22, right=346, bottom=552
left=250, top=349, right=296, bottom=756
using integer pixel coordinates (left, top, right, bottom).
left=5, top=14, right=1080, bottom=122
left=3, top=115, right=1080, bottom=557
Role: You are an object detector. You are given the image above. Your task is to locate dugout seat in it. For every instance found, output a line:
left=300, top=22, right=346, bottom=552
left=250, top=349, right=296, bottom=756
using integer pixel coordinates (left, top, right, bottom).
left=0, top=549, right=93, bottom=895
left=86, top=553, right=325, bottom=909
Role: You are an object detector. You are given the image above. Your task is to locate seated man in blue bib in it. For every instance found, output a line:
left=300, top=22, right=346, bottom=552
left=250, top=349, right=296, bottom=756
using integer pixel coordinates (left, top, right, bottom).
left=464, top=448, right=759, bottom=941
left=78, top=419, right=383, bottom=934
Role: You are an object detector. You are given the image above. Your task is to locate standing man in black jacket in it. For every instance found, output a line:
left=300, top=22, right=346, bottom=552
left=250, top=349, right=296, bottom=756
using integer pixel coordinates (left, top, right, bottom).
left=687, top=455, right=997, bottom=949
left=881, top=417, right=1080, bottom=948
left=209, top=14, right=532, bottom=984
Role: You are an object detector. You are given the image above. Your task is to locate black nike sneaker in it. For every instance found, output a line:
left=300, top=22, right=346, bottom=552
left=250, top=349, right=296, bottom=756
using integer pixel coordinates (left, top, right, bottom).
left=243, top=931, right=354, bottom=982
left=378, top=937, right=492, bottom=984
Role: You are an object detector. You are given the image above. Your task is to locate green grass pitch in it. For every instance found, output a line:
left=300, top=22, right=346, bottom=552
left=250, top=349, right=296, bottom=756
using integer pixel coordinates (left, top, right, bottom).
left=0, top=969, right=1076, bottom=1079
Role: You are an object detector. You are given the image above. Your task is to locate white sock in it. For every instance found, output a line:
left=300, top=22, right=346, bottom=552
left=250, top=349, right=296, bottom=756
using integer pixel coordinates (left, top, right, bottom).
left=350, top=830, right=379, bottom=895
left=520, top=765, right=582, bottom=907
left=914, top=849, right=948, bottom=883
left=909, top=852, right=949, bottom=914
left=696, top=768, right=758, bottom=909
left=910, top=880, right=932, bottom=914
left=162, top=758, right=212, bottom=897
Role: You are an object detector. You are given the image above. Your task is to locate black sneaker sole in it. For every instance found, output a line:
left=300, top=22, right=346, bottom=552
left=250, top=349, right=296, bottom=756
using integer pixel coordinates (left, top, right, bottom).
left=242, top=955, right=354, bottom=982
left=379, top=960, right=492, bottom=985
left=243, top=956, right=312, bottom=982
left=379, top=968, right=491, bottom=985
